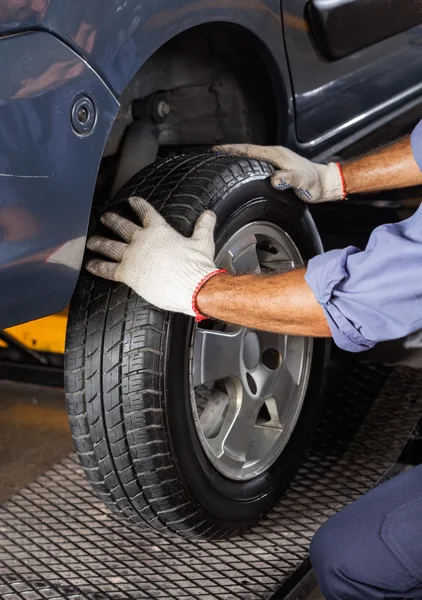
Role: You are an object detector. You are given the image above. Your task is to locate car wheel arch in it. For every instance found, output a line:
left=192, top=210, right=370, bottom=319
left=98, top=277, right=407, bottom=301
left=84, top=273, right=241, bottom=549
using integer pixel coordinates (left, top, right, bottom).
left=104, top=22, right=289, bottom=159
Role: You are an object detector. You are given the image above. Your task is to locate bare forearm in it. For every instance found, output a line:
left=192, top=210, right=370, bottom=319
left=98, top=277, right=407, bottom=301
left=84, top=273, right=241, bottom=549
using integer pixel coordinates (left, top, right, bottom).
left=342, top=136, right=422, bottom=195
left=196, top=268, right=331, bottom=337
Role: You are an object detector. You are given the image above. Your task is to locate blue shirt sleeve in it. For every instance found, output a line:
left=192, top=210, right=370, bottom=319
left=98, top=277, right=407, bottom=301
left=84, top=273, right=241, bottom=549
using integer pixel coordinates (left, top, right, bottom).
left=411, top=119, right=422, bottom=172
left=305, top=204, right=422, bottom=352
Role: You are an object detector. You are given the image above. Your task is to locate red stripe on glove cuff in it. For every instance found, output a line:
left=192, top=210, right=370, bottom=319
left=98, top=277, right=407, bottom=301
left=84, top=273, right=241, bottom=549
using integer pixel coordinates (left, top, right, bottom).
left=336, top=162, right=348, bottom=200
left=192, top=269, right=228, bottom=322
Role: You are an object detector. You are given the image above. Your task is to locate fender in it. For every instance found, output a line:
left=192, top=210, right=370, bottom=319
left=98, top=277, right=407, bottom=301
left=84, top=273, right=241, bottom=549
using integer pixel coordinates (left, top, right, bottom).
left=0, top=1, right=290, bottom=98
left=0, top=1, right=291, bottom=328
left=0, top=31, right=118, bottom=328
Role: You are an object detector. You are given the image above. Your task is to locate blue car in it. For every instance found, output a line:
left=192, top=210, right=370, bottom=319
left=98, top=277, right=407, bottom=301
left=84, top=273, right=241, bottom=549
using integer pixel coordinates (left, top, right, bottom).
left=0, top=0, right=420, bottom=539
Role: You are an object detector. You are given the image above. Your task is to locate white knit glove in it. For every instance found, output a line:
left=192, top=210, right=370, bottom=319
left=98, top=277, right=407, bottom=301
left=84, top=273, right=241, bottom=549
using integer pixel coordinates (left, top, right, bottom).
left=86, top=197, right=225, bottom=319
left=214, top=144, right=347, bottom=203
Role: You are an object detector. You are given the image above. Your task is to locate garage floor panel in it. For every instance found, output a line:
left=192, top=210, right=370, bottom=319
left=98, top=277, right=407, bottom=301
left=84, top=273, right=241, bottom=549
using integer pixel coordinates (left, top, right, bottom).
left=0, top=362, right=421, bottom=600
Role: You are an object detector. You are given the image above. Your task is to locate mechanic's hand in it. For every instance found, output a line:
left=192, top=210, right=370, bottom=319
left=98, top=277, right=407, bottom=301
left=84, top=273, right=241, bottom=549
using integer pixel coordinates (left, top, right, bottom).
left=86, top=198, right=225, bottom=320
left=214, top=144, right=346, bottom=203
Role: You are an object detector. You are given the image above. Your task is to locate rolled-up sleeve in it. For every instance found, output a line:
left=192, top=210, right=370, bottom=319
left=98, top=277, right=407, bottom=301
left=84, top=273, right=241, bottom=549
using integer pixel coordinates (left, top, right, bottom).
left=411, top=119, right=422, bottom=172
left=305, top=205, right=422, bottom=352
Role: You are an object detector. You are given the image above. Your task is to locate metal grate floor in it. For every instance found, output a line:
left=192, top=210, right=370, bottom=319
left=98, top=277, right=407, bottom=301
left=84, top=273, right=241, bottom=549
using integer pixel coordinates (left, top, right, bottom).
left=0, top=361, right=421, bottom=600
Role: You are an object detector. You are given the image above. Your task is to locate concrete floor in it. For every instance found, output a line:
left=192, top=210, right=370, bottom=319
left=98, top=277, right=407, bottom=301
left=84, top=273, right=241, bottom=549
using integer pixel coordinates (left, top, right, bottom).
left=0, top=380, right=73, bottom=503
left=0, top=378, right=327, bottom=598
left=3, top=338, right=420, bottom=600
left=2, top=342, right=421, bottom=600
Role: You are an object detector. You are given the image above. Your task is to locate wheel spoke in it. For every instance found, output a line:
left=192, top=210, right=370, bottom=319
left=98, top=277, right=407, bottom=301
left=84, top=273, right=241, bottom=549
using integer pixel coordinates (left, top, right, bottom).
left=256, top=233, right=303, bottom=273
left=208, top=380, right=260, bottom=463
left=256, top=330, right=286, bottom=353
left=284, top=336, right=311, bottom=385
left=232, top=241, right=261, bottom=274
left=271, top=366, right=298, bottom=427
left=257, top=244, right=296, bottom=273
left=258, top=396, right=283, bottom=430
left=217, top=232, right=261, bottom=274
left=263, top=259, right=296, bottom=274
left=252, top=359, right=299, bottom=429
left=222, top=402, right=259, bottom=461
left=199, top=386, right=230, bottom=438
left=253, top=362, right=283, bottom=398
left=192, top=327, right=244, bottom=387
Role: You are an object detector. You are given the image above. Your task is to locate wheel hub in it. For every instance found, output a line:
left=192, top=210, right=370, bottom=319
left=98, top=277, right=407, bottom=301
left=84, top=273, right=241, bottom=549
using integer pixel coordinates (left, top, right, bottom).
left=190, top=221, right=313, bottom=481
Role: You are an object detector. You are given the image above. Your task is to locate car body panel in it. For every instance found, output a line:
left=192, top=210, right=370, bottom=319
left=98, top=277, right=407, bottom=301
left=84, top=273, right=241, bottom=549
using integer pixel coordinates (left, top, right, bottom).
left=282, top=0, right=422, bottom=142
left=0, top=0, right=419, bottom=146
left=0, top=31, right=118, bottom=328
left=0, top=1, right=290, bottom=96
left=306, top=0, right=421, bottom=61
left=0, top=1, right=293, bottom=328
left=0, top=0, right=420, bottom=327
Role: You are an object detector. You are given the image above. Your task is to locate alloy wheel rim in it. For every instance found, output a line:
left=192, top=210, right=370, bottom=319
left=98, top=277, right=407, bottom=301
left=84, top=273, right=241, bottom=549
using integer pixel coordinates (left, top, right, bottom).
left=190, top=220, right=313, bottom=481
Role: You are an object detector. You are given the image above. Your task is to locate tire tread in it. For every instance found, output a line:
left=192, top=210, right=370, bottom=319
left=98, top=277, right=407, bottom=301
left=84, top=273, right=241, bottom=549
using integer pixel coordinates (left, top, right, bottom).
left=66, top=155, right=274, bottom=538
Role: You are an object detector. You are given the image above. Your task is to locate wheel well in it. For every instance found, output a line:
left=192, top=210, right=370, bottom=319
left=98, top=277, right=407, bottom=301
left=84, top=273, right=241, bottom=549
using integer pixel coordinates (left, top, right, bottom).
left=96, top=23, right=285, bottom=199
left=105, top=23, right=283, bottom=155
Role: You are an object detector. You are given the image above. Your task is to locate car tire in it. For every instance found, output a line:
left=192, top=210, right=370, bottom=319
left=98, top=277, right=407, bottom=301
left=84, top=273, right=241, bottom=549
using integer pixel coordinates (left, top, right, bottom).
left=65, top=154, right=329, bottom=540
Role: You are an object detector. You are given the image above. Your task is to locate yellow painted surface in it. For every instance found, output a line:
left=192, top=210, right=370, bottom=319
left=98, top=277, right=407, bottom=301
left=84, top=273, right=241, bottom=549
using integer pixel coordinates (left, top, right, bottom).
left=0, top=310, right=68, bottom=354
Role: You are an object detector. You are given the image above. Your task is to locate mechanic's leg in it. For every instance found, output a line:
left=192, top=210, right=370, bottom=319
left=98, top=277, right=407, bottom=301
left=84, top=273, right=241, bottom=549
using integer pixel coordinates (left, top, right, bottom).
left=310, top=464, right=422, bottom=599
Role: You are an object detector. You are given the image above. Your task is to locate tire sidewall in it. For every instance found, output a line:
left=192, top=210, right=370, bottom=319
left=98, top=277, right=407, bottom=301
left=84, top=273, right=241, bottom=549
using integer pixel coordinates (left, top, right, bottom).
left=166, top=179, right=329, bottom=523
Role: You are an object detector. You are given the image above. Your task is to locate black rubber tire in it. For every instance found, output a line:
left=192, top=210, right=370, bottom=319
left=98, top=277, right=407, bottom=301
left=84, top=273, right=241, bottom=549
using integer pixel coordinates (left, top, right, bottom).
left=65, top=154, right=329, bottom=540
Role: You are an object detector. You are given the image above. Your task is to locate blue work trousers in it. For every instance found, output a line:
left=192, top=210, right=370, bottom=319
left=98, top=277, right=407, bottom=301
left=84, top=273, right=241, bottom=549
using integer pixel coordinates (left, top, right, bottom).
left=310, top=465, right=422, bottom=599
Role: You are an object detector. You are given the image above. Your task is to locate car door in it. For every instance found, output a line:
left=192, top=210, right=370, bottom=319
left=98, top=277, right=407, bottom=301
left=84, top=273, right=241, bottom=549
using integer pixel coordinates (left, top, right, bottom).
left=282, top=0, right=422, bottom=148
